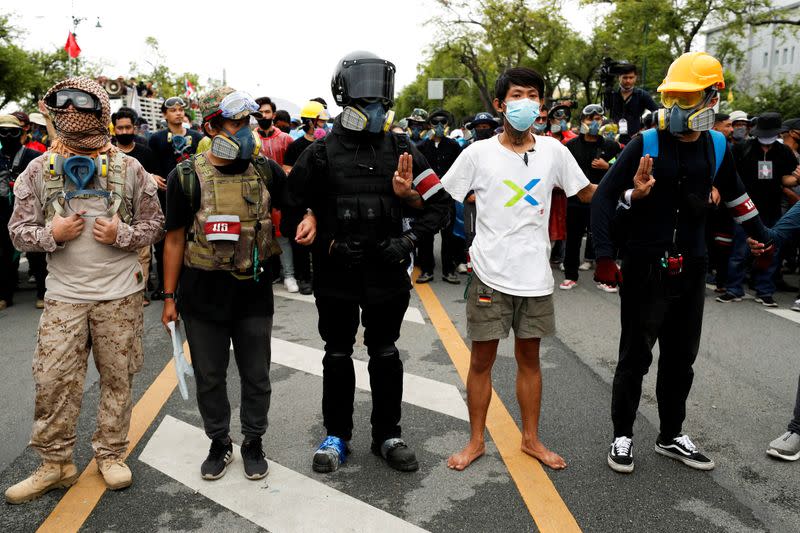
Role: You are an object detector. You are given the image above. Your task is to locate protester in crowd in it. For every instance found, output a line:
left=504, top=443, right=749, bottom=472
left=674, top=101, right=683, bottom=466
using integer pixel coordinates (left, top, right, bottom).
left=406, top=108, right=431, bottom=145
left=282, top=100, right=330, bottom=296
left=416, top=109, right=463, bottom=284
left=0, top=115, right=44, bottom=310
left=717, top=112, right=800, bottom=307
left=288, top=51, right=451, bottom=474
left=273, top=110, right=292, bottom=134
left=730, top=110, right=750, bottom=145
left=608, top=63, right=659, bottom=144
left=779, top=117, right=800, bottom=287
left=5, top=77, right=164, bottom=502
left=112, top=107, right=164, bottom=306
left=148, top=96, right=203, bottom=300
left=161, top=87, right=295, bottom=481
left=441, top=67, right=596, bottom=472
left=547, top=105, right=576, bottom=145
left=561, top=104, right=621, bottom=291
left=592, top=52, right=774, bottom=474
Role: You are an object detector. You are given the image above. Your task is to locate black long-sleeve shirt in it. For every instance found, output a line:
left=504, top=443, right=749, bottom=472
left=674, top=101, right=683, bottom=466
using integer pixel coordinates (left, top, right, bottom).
left=287, top=121, right=452, bottom=301
left=609, top=87, right=658, bottom=143
left=591, top=131, right=768, bottom=260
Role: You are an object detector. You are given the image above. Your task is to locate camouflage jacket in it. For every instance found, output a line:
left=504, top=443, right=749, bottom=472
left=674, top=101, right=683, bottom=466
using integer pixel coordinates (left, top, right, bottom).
left=8, top=152, right=165, bottom=253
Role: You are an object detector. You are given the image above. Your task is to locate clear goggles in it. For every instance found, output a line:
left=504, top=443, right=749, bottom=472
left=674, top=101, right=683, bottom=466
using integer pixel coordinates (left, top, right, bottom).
left=45, top=89, right=101, bottom=114
left=582, top=104, right=605, bottom=116
left=661, top=91, right=706, bottom=110
left=164, top=96, right=187, bottom=109
left=218, top=91, right=259, bottom=119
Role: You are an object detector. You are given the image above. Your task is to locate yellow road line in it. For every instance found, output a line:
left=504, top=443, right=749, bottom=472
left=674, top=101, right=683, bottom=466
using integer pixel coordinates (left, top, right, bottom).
left=413, top=276, right=581, bottom=533
left=37, top=343, right=189, bottom=533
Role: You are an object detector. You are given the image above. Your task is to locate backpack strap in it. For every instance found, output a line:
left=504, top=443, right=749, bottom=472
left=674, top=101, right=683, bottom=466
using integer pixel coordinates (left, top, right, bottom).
left=176, top=155, right=198, bottom=232
left=252, top=154, right=273, bottom=189
left=641, top=128, right=659, bottom=158
left=709, top=129, right=726, bottom=180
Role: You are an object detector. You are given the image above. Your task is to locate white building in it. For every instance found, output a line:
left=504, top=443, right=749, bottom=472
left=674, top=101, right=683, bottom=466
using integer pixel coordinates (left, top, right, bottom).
left=704, top=0, right=800, bottom=92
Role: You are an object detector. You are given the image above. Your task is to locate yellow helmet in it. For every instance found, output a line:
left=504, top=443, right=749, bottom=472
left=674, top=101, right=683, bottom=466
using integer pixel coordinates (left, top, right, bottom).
left=300, top=100, right=330, bottom=121
left=657, top=52, right=725, bottom=93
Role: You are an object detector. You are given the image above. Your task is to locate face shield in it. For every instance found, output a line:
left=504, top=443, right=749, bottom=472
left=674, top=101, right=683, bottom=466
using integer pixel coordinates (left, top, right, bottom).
left=339, top=59, right=395, bottom=106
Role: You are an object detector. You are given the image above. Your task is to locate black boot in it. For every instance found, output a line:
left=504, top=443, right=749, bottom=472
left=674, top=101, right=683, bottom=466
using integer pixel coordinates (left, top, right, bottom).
left=371, top=438, right=418, bottom=472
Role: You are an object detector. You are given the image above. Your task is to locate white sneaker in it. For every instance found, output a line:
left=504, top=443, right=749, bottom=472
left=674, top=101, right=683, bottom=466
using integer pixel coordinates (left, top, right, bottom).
left=791, top=299, right=800, bottom=312
left=579, top=261, right=593, bottom=271
left=284, top=277, right=299, bottom=293
left=559, top=279, right=577, bottom=290
left=456, top=263, right=468, bottom=274
left=597, top=283, right=618, bottom=293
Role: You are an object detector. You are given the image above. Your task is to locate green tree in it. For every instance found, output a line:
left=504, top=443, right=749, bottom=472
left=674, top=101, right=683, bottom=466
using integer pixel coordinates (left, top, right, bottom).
left=733, top=77, right=800, bottom=119
left=0, top=14, right=39, bottom=109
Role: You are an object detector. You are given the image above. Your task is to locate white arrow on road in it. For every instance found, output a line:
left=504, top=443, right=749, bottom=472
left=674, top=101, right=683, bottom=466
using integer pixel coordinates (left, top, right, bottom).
left=139, top=415, right=429, bottom=533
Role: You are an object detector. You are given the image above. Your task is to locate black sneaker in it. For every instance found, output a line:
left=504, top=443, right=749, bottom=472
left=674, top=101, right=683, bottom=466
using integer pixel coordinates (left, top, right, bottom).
left=241, top=438, right=269, bottom=480
left=371, top=438, right=419, bottom=472
left=754, top=295, right=778, bottom=307
left=298, top=280, right=313, bottom=295
left=655, top=434, right=715, bottom=470
left=715, top=293, right=741, bottom=303
left=201, top=437, right=233, bottom=480
left=416, top=272, right=433, bottom=284
left=607, top=436, right=634, bottom=473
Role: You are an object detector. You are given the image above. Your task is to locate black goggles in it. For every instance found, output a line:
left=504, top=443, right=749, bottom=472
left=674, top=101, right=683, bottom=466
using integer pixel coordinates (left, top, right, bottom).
left=582, top=104, right=605, bottom=116
left=164, top=97, right=187, bottom=109
left=430, top=116, right=448, bottom=126
left=0, top=128, right=22, bottom=138
left=46, top=89, right=101, bottom=114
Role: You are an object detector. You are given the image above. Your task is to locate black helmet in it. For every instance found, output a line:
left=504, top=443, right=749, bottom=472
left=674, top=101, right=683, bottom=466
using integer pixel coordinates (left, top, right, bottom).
left=331, top=50, right=396, bottom=108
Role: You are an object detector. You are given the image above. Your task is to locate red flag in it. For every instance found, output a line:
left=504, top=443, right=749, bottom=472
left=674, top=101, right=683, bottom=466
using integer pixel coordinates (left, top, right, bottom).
left=64, top=32, right=81, bottom=59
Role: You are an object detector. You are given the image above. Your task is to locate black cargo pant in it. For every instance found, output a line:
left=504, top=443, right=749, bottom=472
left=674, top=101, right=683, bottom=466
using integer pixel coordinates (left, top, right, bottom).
left=0, top=200, right=16, bottom=305
left=417, top=202, right=463, bottom=276
left=183, top=314, right=273, bottom=441
left=612, top=256, right=705, bottom=440
left=564, top=204, right=593, bottom=281
left=316, top=290, right=409, bottom=443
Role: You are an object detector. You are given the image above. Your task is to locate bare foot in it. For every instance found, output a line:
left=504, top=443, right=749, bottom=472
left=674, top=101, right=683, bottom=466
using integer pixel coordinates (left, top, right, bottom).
left=521, top=439, right=567, bottom=470
left=447, top=441, right=486, bottom=471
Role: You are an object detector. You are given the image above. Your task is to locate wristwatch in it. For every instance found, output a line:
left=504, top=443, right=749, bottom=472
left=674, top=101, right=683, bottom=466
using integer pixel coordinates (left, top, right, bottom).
left=162, top=292, right=175, bottom=300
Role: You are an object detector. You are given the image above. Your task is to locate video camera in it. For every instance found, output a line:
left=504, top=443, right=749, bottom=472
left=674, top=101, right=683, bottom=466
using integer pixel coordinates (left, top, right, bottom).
left=599, top=57, right=634, bottom=112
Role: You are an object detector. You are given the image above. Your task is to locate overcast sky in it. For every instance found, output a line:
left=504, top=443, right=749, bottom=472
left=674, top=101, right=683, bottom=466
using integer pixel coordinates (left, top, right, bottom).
left=8, top=0, right=598, bottom=113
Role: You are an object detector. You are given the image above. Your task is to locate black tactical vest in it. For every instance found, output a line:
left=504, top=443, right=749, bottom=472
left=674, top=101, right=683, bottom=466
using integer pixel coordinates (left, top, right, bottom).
left=322, top=132, right=405, bottom=247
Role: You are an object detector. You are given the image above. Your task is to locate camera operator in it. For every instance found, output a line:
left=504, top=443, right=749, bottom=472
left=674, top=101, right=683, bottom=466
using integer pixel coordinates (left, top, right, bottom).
left=606, top=63, right=658, bottom=145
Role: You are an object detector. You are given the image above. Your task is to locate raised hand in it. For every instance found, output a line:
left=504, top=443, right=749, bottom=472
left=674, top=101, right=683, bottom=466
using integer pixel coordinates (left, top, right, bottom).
left=631, top=155, right=655, bottom=201
left=393, top=152, right=414, bottom=199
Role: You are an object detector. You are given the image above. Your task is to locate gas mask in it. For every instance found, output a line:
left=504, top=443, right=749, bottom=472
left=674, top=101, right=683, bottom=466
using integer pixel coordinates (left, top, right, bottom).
left=550, top=120, right=568, bottom=134
left=48, top=153, right=117, bottom=215
left=434, top=124, right=446, bottom=138
left=341, top=101, right=395, bottom=133
left=210, top=127, right=260, bottom=160
left=579, top=120, right=602, bottom=136
left=653, top=90, right=717, bottom=135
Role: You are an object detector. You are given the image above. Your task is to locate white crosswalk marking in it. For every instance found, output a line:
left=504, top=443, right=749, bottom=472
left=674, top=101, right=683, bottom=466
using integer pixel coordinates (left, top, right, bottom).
left=272, top=285, right=426, bottom=324
left=139, top=416, right=429, bottom=533
left=764, top=307, right=800, bottom=325
left=271, top=338, right=469, bottom=421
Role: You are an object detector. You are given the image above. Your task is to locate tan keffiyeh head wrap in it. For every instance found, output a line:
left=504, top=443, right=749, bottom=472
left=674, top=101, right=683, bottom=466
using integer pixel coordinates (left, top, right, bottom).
left=44, top=77, right=112, bottom=154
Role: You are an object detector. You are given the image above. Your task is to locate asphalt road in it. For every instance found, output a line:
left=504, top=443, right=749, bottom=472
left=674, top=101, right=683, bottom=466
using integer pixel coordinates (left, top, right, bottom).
left=0, top=255, right=798, bottom=532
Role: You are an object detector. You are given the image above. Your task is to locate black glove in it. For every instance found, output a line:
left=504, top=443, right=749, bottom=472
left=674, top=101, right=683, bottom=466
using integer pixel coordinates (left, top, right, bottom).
left=329, top=239, right=365, bottom=265
left=380, top=233, right=417, bottom=265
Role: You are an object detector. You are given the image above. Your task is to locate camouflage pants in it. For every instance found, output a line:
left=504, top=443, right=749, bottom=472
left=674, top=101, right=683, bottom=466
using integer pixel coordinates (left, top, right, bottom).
left=30, top=292, right=144, bottom=462
left=138, top=246, right=151, bottom=284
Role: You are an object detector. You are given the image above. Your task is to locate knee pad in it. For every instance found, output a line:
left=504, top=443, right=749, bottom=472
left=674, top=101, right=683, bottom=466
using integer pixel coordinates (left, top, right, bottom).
left=368, top=344, right=399, bottom=359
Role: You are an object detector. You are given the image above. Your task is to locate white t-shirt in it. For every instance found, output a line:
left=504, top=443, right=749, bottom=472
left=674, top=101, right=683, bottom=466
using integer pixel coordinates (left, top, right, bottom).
left=441, top=135, right=589, bottom=296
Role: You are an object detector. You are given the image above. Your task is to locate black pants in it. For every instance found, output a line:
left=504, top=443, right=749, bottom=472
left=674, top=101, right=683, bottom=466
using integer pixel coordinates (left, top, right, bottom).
left=790, top=373, right=800, bottom=434
left=183, top=314, right=273, bottom=441
left=27, top=252, right=47, bottom=299
left=0, top=200, right=16, bottom=304
left=612, top=257, right=705, bottom=440
left=417, top=208, right=464, bottom=275
left=291, top=240, right=312, bottom=283
left=564, top=205, right=593, bottom=281
left=316, top=290, right=409, bottom=442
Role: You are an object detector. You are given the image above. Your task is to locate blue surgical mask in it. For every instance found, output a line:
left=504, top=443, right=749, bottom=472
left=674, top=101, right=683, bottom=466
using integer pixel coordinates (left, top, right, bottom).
left=504, top=98, right=540, bottom=132
left=533, top=122, right=547, bottom=133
